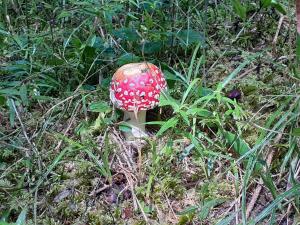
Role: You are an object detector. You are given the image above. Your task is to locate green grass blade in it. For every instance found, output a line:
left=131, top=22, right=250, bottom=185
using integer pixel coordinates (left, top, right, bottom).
left=252, top=184, right=300, bottom=224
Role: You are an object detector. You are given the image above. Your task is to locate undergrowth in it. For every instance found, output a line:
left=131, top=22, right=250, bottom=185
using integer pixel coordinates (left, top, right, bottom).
left=0, top=0, right=299, bottom=225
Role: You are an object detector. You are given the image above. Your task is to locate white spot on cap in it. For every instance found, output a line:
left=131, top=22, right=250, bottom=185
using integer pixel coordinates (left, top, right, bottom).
left=140, top=91, right=145, bottom=96
left=151, top=101, right=156, bottom=107
left=130, top=92, right=134, bottom=96
left=140, top=81, right=145, bottom=85
left=136, top=90, right=140, bottom=95
left=155, top=70, right=159, bottom=74
left=154, top=94, right=159, bottom=99
left=117, top=88, right=122, bottom=92
left=124, top=90, right=128, bottom=95
left=148, top=92, right=153, bottom=97
left=129, top=83, right=135, bottom=87
left=149, top=79, right=154, bottom=84
left=156, top=84, right=161, bottom=90
left=124, top=79, right=128, bottom=83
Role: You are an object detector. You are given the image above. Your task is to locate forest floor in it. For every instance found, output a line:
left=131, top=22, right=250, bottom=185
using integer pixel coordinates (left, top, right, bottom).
left=0, top=1, right=300, bottom=225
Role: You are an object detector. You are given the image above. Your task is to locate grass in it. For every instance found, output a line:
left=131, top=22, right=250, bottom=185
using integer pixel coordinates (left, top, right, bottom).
left=0, top=0, right=300, bottom=224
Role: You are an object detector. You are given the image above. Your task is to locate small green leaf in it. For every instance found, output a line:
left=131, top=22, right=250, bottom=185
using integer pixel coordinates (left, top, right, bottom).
left=0, top=222, right=14, bottom=225
left=156, top=117, right=178, bottom=136
left=176, top=29, right=204, bottom=47
left=0, top=89, right=20, bottom=96
left=57, top=10, right=72, bottom=19
left=261, top=0, right=272, bottom=7
left=0, top=95, right=6, bottom=106
left=113, top=27, right=139, bottom=42
left=223, top=131, right=250, bottom=156
left=186, top=108, right=212, bottom=117
left=119, top=124, right=132, bottom=133
left=19, top=85, right=28, bottom=106
left=291, top=128, right=300, bottom=136
left=271, top=0, right=286, bottom=15
left=89, top=102, right=111, bottom=113
left=231, top=0, right=246, bottom=21
left=141, top=41, right=163, bottom=54
left=117, top=53, right=140, bottom=66
left=177, top=205, right=198, bottom=215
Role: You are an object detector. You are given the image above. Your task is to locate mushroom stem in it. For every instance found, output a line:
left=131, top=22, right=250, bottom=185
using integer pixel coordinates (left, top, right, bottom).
left=123, top=110, right=148, bottom=139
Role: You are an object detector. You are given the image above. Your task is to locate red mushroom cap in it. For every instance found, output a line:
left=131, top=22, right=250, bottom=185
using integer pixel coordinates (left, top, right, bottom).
left=110, top=62, right=167, bottom=111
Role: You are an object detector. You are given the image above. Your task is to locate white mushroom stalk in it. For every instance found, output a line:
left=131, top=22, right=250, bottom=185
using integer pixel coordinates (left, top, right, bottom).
left=123, top=110, right=147, bottom=139
left=109, top=62, right=167, bottom=140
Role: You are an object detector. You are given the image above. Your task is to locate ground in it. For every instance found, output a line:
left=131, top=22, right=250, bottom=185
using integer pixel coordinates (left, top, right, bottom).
left=0, top=0, right=300, bottom=225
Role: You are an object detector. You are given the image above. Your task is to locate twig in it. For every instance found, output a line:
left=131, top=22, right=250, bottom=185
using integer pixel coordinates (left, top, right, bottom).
left=133, top=191, right=149, bottom=223
left=272, top=15, right=286, bottom=45
left=10, top=99, right=33, bottom=158
left=164, top=192, right=177, bottom=220
left=235, top=67, right=257, bottom=80
left=89, top=184, right=111, bottom=196
left=111, top=128, right=137, bottom=172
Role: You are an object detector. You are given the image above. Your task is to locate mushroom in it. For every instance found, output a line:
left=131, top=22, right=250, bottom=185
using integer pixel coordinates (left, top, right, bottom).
left=110, top=62, right=167, bottom=139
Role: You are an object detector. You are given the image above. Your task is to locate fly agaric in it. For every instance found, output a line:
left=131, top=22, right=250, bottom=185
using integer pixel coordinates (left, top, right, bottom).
left=110, top=62, right=167, bottom=139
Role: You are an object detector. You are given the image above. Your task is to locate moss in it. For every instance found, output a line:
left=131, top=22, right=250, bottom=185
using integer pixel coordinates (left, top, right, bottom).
left=199, top=180, right=234, bottom=201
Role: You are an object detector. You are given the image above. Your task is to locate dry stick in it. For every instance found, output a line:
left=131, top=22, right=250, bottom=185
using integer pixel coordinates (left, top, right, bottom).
left=235, top=67, right=257, bottom=80
left=89, top=184, right=111, bottom=196
left=272, top=15, right=286, bottom=45
left=164, top=192, right=177, bottom=221
left=112, top=128, right=137, bottom=172
left=10, top=99, right=33, bottom=158
left=116, top=156, right=138, bottom=210
left=11, top=99, right=42, bottom=170
left=132, top=191, right=149, bottom=223
left=245, top=132, right=282, bottom=219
